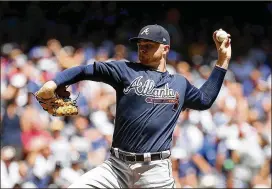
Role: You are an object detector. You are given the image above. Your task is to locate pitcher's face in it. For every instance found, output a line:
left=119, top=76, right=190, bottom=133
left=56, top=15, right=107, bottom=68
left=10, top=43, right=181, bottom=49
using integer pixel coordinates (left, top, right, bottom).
left=137, top=40, right=169, bottom=65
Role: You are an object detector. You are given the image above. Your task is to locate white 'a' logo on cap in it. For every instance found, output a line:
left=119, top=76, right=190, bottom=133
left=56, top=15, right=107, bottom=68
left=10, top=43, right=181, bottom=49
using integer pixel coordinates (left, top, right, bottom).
left=141, top=28, right=149, bottom=35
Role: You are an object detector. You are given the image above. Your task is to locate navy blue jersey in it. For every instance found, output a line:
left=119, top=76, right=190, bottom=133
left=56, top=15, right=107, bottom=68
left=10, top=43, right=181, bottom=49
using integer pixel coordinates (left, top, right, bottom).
left=53, top=61, right=226, bottom=153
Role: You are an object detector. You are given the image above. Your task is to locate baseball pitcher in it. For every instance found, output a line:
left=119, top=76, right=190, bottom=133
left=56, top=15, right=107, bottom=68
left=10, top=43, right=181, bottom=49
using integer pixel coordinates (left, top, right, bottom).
left=35, top=24, right=231, bottom=188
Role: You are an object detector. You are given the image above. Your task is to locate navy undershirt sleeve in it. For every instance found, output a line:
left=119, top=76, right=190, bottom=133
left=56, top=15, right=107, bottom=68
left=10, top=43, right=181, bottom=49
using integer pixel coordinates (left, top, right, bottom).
left=53, top=64, right=94, bottom=87
left=52, top=61, right=124, bottom=89
left=183, top=66, right=227, bottom=110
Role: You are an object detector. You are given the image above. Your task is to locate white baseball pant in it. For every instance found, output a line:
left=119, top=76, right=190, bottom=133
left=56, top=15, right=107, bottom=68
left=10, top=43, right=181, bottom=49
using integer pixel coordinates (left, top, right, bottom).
left=68, top=154, right=175, bottom=188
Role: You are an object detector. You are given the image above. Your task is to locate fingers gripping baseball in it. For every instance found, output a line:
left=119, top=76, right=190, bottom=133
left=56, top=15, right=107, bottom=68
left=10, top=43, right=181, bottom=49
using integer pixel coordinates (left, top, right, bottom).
left=213, top=29, right=232, bottom=64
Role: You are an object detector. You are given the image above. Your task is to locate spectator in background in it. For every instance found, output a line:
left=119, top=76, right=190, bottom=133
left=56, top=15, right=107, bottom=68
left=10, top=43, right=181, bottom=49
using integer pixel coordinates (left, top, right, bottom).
left=59, top=152, right=84, bottom=186
left=69, top=116, right=91, bottom=162
left=106, top=44, right=129, bottom=62
left=31, top=138, right=56, bottom=188
left=1, top=99, right=23, bottom=158
left=176, top=61, right=193, bottom=82
left=229, top=54, right=255, bottom=85
left=162, top=8, right=184, bottom=50
left=1, top=146, right=21, bottom=188
left=20, top=106, right=52, bottom=154
left=14, top=161, right=37, bottom=188
left=49, top=119, right=72, bottom=168
left=171, top=110, right=204, bottom=188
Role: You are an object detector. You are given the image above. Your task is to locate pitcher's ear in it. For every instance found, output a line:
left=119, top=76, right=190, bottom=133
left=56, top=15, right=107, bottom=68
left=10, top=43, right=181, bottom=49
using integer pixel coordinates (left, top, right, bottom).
left=164, top=45, right=170, bottom=53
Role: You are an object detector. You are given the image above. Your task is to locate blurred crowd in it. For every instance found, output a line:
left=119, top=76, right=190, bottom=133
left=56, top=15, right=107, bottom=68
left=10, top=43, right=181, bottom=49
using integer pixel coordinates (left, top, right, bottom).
left=1, top=1, right=271, bottom=189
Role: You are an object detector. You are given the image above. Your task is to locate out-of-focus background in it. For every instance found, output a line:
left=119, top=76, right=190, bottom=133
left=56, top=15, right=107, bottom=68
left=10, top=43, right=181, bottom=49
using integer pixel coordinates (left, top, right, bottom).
left=1, top=1, right=271, bottom=188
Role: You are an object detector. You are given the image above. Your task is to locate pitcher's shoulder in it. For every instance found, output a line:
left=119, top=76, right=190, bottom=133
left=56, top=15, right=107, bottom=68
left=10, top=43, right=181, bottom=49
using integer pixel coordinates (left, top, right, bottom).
left=172, top=74, right=189, bottom=87
left=105, top=60, right=136, bottom=67
left=173, top=73, right=187, bottom=81
left=123, top=61, right=151, bottom=72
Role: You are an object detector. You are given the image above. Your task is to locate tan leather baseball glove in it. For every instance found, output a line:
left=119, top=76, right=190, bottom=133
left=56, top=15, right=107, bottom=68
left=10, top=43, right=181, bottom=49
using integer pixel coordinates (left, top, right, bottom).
left=34, top=86, right=78, bottom=116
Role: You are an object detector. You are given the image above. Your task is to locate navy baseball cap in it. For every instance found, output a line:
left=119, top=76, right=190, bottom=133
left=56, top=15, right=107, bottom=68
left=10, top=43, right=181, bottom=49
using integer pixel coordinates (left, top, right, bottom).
left=129, top=24, right=170, bottom=46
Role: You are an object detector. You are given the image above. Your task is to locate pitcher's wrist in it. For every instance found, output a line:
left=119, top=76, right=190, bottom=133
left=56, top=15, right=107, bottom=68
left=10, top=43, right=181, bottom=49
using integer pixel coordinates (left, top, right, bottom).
left=216, top=59, right=229, bottom=70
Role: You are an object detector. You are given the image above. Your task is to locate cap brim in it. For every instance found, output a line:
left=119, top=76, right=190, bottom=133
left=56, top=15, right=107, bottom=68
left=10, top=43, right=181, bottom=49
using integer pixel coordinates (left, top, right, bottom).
left=129, top=37, right=160, bottom=44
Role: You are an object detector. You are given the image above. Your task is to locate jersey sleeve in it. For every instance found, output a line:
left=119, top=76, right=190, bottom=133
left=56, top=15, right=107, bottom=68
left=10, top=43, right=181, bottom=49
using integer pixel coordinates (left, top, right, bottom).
left=182, top=66, right=227, bottom=110
left=53, top=61, right=127, bottom=89
left=92, top=61, right=126, bottom=89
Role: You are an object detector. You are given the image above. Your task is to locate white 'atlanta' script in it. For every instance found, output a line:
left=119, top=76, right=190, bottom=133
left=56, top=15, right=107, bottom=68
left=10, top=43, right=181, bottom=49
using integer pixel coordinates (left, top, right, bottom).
left=123, top=76, right=176, bottom=98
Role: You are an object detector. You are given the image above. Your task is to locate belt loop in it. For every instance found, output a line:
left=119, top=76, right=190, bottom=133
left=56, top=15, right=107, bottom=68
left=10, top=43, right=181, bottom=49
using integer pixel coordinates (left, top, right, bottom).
left=113, top=148, right=119, bottom=158
left=144, top=152, right=151, bottom=162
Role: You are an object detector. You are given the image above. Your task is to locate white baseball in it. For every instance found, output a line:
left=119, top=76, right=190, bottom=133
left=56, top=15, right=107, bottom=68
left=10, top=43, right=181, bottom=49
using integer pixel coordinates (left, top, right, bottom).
left=216, top=30, right=228, bottom=42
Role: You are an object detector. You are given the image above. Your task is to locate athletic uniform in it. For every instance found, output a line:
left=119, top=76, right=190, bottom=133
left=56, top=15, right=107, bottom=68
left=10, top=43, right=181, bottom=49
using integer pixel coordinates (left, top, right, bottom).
left=52, top=25, right=227, bottom=188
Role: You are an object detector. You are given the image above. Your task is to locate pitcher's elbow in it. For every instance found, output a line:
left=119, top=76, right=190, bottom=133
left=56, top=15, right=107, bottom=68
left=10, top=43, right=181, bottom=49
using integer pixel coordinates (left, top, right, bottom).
left=201, top=101, right=214, bottom=110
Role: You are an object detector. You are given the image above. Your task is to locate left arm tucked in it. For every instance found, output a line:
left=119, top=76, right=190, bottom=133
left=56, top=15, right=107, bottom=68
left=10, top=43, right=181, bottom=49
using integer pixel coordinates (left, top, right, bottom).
left=183, top=66, right=226, bottom=110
